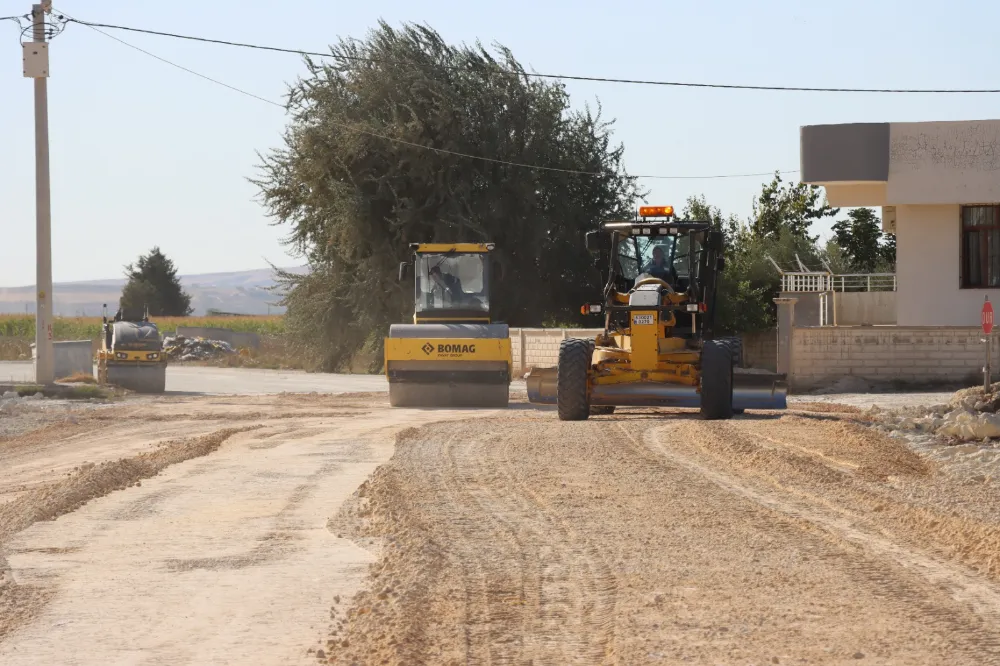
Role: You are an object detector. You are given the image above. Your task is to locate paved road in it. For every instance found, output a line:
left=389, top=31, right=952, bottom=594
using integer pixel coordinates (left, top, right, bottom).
left=0, top=361, right=529, bottom=396
left=0, top=361, right=953, bottom=408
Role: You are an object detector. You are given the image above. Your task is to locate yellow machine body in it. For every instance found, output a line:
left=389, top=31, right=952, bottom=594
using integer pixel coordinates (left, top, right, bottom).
left=95, top=306, right=167, bottom=394
left=385, top=242, right=511, bottom=408
left=526, top=213, right=787, bottom=419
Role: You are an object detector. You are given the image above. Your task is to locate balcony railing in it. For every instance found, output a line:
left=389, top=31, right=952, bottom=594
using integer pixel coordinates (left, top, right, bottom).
left=781, top=272, right=896, bottom=293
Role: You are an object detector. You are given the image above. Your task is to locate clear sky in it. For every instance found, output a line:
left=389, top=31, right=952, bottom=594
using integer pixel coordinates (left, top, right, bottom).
left=2, top=0, right=997, bottom=286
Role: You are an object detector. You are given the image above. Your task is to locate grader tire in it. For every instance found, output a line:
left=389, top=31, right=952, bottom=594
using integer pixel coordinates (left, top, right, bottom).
left=716, top=337, right=744, bottom=414
left=700, top=339, right=734, bottom=420
left=557, top=338, right=592, bottom=421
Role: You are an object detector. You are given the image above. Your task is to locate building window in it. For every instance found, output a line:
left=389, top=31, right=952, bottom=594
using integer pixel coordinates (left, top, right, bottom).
left=962, top=205, right=1000, bottom=288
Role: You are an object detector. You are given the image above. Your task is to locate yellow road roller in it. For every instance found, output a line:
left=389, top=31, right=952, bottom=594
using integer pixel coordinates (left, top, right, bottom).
left=384, top=243, right=511, bottom=408
left=96, top=304, right=167, bottom=393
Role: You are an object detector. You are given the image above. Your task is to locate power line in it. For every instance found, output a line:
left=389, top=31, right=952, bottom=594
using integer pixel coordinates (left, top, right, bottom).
left=59, top=10, right=797, bottom=181
left=64, top=17, right=1000, bottom=95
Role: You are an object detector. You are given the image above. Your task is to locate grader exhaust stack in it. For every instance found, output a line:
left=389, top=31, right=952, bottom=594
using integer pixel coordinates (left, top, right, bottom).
left=526, top=208, right=787, bottom=419
left=384, top=243, right=511, bottom=408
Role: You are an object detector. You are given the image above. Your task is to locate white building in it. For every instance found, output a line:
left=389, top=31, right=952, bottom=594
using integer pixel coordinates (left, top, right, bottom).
left=801, top=119, right=1000, bottom=327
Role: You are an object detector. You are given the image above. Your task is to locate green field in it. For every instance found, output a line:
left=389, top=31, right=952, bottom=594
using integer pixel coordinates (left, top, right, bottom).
left=0, top=315, right=286, bottom=340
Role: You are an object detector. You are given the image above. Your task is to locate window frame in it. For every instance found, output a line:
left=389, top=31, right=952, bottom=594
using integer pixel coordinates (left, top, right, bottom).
left=960, top=204, right=1000, bottom=289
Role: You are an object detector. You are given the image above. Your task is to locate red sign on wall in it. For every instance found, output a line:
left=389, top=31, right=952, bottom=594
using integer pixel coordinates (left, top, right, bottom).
left=983, top=297, right=994, bottom=335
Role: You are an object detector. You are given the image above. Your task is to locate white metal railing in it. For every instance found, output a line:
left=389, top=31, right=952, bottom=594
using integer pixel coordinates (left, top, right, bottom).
left=781, top=272, right=896, bottom=293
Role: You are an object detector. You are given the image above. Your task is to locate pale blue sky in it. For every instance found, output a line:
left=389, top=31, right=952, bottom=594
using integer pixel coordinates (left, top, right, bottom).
left=1, top=0, right=997, bottom=285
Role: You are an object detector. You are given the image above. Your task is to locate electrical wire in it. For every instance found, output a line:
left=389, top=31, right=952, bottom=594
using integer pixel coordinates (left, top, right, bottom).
left=63, top=17, right=1000, bottom=95
left=58, top=10, right=798, bottom=180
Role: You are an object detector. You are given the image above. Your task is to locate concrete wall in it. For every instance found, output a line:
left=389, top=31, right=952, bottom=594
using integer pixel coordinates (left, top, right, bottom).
left=510, top=329, right=603, bottom=374
left=835, top=291, right=896, bottom=326
left=791, top=326, right=995, bottom=389
left=742, top=330, right=777, bottom=371
left=779, top=291, right=896, bottom=326
left=889, top=120, right=1000, bottom=204
left=509, top=328, right=776, bottom=374
left=32, top=340, right=93, bottom=379
left=174, top=327, right=260, bottom=349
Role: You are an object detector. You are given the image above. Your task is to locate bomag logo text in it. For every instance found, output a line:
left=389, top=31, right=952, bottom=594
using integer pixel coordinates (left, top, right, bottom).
left=438, top=343, right=476, bottom=354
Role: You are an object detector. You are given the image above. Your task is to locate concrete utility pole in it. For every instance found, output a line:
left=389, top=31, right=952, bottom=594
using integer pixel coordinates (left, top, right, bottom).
left=25, top=2, right=54, bottom=383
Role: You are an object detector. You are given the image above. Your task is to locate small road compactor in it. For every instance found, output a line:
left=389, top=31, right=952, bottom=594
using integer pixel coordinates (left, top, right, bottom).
left=96, top=304, right=167, bottom=393
left=527, top=206, right=787, bottom=420
left=384, top=243, right=511, bottom=408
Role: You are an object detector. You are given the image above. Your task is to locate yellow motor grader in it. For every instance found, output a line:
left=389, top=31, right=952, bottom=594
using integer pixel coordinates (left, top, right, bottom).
left=527, top=206, right=786, bottom=420
left=384, top=242, right=512, bottom=408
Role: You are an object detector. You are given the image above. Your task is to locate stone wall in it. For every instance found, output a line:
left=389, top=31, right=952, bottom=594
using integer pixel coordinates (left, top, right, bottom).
left=742, top=330, right=777, bottom=371
left=791, top=326, right=996, bottom=389
left=509, top=328, right=776, bottom=375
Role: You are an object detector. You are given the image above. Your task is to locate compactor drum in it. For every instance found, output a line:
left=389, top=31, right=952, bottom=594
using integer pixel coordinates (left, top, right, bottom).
left=96, top=305, right=167, bottom=393
left=526, top=206, right=787, bottom=420
left=385, top=243, right=512, bottom=408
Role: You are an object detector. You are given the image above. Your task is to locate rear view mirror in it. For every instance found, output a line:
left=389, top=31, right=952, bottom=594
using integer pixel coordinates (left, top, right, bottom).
left=585, top=231, right=611, bottom=253
left=398, top=262, right=409, bottom=282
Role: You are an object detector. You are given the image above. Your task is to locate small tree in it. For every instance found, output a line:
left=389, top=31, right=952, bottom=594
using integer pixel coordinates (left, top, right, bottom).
left=830, top=207, right=896, bottom=272
left=120, top=247, right=193, bottom=316
left=751, top=172, right=838, bottom=244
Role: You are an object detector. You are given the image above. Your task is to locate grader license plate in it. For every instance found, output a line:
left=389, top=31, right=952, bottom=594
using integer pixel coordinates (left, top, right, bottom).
left=632, top=314, right=654, bottom=326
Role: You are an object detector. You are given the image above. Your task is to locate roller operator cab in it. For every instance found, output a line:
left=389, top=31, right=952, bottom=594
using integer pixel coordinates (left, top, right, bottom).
left=384, top=243, right=512, bottom=408
left=95, top=303, right=167, bottom=393
left=526, top=206, right=787, bottom=420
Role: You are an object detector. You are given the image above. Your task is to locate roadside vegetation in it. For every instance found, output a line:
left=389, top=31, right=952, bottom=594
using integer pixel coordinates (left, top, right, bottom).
left=0, top=315, right=291, bottom=364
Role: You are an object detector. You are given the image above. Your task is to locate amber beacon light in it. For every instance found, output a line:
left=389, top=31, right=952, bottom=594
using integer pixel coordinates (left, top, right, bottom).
left=639, top=206, right=674, bottom=217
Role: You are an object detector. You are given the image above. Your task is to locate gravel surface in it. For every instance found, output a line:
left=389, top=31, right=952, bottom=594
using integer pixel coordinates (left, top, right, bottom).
left=4, top=393, right=1000, bottom=663
left=0, top=392, right=501, bottom=664
left=327, top=403, right=1000, bottom=664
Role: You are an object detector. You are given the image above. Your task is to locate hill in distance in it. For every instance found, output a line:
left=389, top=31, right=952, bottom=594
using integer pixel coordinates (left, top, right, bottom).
left=0, top=266, right=308, bottom=316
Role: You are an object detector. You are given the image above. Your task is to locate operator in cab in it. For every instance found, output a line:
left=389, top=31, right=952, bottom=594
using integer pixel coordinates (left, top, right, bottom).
left=642, top=245, right=676, bottom=284
left=429, top=265, right=464, bottom=302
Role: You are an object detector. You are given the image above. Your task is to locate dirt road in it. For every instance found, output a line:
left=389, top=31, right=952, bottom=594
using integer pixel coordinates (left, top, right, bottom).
left=329, top=405, right=1000, bottom=665
left=3, top=394, right=1000, bottom=664
left=0, top=393, right=484, bottom=664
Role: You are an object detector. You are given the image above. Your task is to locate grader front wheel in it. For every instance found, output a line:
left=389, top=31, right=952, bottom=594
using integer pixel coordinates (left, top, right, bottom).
left=700, top=340, right=734, bottom=420
left=556, top=338, right=593, bottom=421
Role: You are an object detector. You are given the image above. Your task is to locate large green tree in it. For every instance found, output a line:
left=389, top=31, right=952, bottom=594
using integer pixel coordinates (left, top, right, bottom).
left=120, top=247, right=192, bottom=316
left=830, top=207, right=896, bottom=272
left=254, top=22, right=641, bottom=371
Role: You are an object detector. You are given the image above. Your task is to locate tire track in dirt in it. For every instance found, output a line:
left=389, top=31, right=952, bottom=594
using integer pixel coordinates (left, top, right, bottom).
left=0, top=426, right=256, bottom=642
left=329, top=421, right=622, bottom=664
left=636, top=418, right=1000, bottom=660
left=328, top=408, right=1000, bottom=664
left=463, top=428, right=618, bottom=662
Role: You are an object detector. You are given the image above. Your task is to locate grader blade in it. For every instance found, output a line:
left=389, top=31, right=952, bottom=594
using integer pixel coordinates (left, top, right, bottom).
left=525, top=366, right=557, bottom=404
left=527, top=366, right=788, bottom=410
left=732, top=369, right=788, bottom=410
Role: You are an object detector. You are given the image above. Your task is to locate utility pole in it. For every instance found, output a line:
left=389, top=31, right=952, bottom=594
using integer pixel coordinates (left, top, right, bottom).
left=25, top=2, right=54, bottom=383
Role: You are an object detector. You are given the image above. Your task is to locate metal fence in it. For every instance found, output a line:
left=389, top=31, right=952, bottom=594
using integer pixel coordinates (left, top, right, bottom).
left=781, top=272, right=896, bottom=293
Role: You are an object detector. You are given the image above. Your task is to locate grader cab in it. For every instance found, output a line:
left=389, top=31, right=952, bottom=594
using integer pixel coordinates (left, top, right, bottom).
left=526, top=206, right=787, bottom=420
